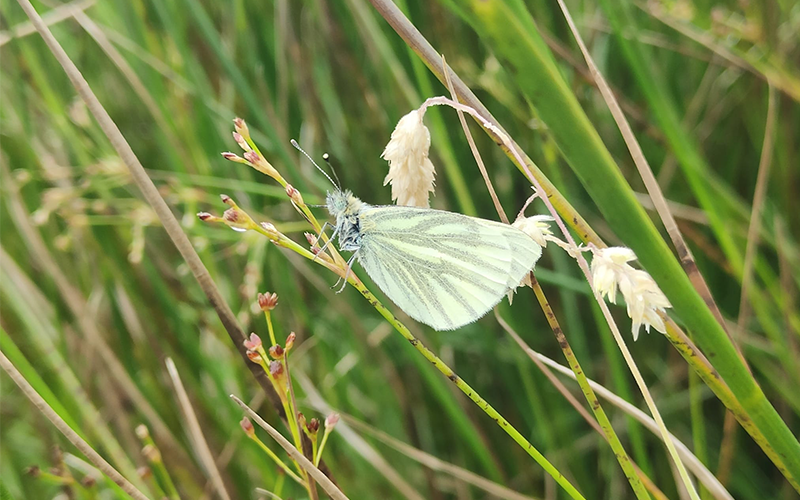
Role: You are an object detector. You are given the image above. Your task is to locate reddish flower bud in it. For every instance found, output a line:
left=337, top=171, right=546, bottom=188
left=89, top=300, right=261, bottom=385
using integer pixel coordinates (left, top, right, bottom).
left=197, top=212, right=215, bottom=221
left=246, top=350, right=263, bottom=363
left=258, top=292, right=278, bottom=311
left=259, top=222, right=280, bottom=240
left=325, top=413, right=340, bottom=430
left=220, top=194, right=233, bottom=206
left=232, top=131, right=251, bottom=152
left=269, top=344, right=284, bottom=359
left=25, top=466, right=40, bottom=477
left=307, top=418, right=320, bottom=434
left=243, top=151, right=280, bottom=178
left=243, top=332, right=262, bottom=351
left=243, top=151, right=261, bottom=165
left=233, top=117, right=251, bottom=145
left=240, top=417, right=255, bottom=438
left=269, top=360, right=284, bottom=379
left=286, top=184, right=304, bottom=205
left=285, top=332, right=296, bottom=351
left=221, top=151, right=245, bottom=162
left=81, top=476, right=97, bottom=488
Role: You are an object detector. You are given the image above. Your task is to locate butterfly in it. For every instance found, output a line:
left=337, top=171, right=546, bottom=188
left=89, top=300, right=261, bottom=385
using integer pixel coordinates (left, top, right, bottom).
left=294, top=142, right=542, bottom=331
left=325, top=189, right=541, bottom=330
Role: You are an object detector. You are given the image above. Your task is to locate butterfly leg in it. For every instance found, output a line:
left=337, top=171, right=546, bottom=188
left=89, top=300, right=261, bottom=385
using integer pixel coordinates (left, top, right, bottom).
left=312, top=223, right=338, bottom=262
left=333, top=252, right=358, bottom=293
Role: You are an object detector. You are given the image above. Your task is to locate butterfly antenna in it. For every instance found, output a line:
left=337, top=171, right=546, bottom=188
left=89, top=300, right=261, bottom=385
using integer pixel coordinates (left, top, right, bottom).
left=291, top=139, right=340, bottom=189
left=322, top=152, right=343, bottom=191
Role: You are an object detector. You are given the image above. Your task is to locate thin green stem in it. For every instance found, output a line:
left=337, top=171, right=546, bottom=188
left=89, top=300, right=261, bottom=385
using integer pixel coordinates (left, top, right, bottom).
left=265, top=310, right=277, bottom=347
left=529, top=275, right=651, bottom=499
left=251, top=436, right=304, bottom=485
left=315, top=428, right=332, bottom=467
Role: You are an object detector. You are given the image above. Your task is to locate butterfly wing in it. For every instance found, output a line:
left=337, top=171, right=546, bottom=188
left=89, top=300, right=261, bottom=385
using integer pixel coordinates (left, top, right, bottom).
left=355, top=205, right=541, bottom=331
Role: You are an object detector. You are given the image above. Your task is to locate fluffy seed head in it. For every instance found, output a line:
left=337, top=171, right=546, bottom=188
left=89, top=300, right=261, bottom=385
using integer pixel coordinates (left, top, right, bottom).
left=590, top=247, right=671, bottom=340
left=512, top=215, right=555, bottom=248
left=381, top=109, right=436, bottom=208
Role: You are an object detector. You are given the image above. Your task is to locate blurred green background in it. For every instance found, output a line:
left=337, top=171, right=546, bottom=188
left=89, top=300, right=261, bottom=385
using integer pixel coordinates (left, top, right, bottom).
left=1, top=0, right=798, bottom=498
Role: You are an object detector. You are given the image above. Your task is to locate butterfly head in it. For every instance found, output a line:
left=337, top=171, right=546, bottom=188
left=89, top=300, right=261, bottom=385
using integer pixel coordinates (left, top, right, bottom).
left=326, top=189, right=363, bottom=219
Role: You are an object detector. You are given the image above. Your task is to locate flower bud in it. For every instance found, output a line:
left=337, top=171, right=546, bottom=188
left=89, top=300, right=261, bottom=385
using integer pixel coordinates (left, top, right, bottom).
left=197, top=212, right=220, bottom=222
left=137, top=466, right=152, bottom=480
left=307, top=418, right=320, bottom=434
left=223, top=208, right=252, bottom=231
left=285, top=332, right=296, bottom=351
left=81, top=476, right=96, bottom=488
left=135, top=424, right=149, bottom=440
left=258, top=292, right=278, bottom=311
left=269, top=360, right=284, bottom=379
left=221, top=151, right=247, bottom=163
left=243, top=151, right=280, bottom=178
left=240, top=417, right=255, bottom=438
left=269, top=360, right=288, bottom=393
left=244, top=332, right=262, bottom=350
left=325, top=413, right=340, bottom=430
left=246, top=350, right=263, bottom=364
left=142, top=444, right=162, bottom=463
left=233, top=131, right=251, bottom=152
left=286, top=184, right=304, bottom=205
left=233, top=117, right=250, bottom=141
left=269, top=344, right=284, bottom=359
left=259, top=222, right=281, bottom=240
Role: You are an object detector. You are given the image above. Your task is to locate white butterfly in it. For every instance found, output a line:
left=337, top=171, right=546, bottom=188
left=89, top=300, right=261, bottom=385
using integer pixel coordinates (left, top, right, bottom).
left=324, top=189, right=542, bottom=330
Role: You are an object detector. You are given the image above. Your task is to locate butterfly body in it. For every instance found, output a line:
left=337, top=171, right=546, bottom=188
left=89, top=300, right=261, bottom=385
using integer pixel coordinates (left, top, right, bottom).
left=326, top=189, right=541, bottom=330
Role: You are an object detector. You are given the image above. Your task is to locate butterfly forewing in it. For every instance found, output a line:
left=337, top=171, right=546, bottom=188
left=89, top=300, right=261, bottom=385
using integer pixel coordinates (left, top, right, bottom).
left=356, top=205, right=541, bottom=330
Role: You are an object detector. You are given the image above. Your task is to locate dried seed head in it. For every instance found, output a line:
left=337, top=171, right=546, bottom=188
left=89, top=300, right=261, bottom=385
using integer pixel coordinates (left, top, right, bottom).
left=240, top=417, right=255, bottom=438
left=258, top=292, right=279, bottom=311
left=382, top=109, right=436, bottom=208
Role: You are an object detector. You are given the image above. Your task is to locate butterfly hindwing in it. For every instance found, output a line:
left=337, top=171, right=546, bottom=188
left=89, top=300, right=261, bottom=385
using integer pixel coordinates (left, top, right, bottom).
left=355, top=205, right=541, bottom=330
